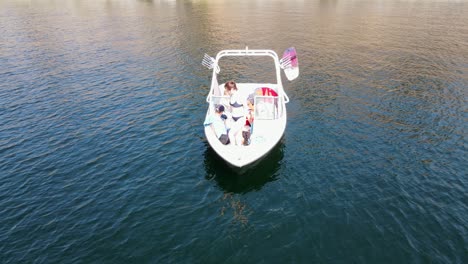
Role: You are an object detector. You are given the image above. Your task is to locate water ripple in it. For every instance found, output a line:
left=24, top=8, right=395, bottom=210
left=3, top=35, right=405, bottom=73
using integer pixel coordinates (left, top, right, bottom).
left=0, top=0, right=466, bottom=263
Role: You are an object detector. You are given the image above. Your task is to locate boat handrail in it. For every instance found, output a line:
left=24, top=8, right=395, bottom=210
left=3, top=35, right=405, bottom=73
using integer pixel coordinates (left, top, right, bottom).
left=214, top=49, right=283, bottom=95
left=215, top=49, right=279, bottom=61
left=206, top=48, right=291, bottom=104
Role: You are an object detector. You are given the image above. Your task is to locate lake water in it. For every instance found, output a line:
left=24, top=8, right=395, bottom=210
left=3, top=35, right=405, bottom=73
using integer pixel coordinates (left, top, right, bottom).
left=0, top=0, right=466, bottom=263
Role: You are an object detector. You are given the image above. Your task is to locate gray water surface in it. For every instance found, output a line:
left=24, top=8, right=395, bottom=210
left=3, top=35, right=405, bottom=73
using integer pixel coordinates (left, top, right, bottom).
left=0, top=0, right=467, bottom=263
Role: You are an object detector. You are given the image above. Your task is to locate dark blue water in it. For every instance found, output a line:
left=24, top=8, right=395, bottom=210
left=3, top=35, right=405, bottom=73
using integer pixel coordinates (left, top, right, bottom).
left=0, top=0, right=466, bottom=263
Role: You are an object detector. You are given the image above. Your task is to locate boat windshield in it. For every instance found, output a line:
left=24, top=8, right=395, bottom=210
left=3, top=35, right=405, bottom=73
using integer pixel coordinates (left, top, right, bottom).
left=255, top=96, right=282, bottom=120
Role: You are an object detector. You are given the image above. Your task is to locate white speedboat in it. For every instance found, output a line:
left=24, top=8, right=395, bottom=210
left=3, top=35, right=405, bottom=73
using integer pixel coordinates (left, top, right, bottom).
left=202, top=47, right=299, bottom=168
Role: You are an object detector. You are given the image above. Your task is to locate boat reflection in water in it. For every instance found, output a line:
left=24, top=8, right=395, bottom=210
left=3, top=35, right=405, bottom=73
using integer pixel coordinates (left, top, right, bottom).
left=204, top=140, right=285, bottom=194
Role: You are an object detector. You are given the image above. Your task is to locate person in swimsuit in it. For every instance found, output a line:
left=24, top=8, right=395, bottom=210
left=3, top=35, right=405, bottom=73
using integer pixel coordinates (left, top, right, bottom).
left=224, top=81, right=246, bottom=145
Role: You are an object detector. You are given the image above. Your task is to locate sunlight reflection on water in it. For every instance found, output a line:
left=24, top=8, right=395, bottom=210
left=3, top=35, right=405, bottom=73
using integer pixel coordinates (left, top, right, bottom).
left=0, top=0, right=466, bottom=263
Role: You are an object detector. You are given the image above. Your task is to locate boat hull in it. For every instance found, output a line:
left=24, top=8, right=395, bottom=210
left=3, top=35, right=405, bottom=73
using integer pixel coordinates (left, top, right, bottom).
left=204, top=108, right=287, bottom=168
left=202, top=48, right=297, bottom=169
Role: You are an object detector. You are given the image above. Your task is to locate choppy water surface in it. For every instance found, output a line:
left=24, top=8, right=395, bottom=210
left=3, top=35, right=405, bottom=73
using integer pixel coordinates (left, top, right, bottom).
left=0, top=0, right=466, bottom=263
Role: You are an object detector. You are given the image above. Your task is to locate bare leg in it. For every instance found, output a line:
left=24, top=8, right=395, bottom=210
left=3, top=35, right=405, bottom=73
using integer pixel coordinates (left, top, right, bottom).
left=229, top=117, right=245, bottom=145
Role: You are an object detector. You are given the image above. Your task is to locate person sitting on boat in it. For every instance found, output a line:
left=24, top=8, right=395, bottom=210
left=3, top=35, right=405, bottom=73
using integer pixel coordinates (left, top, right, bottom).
left=225, top=81, right=246, bottom=145
left=242, top=93, right=255, bottom=146
left=203, top=104, right=229, bottom=145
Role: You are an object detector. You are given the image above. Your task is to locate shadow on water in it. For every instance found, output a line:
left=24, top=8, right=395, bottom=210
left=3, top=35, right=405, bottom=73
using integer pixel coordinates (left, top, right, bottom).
left=204, top=140, right=285, bottom=194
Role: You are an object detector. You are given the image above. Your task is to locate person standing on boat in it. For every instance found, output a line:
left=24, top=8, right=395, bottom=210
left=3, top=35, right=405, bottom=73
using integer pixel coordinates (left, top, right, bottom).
left=203, top=104, right=229, bottom=145
left=219, top=83, right=232, bottom=121
left=225, top=81, right=246, bottom=145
